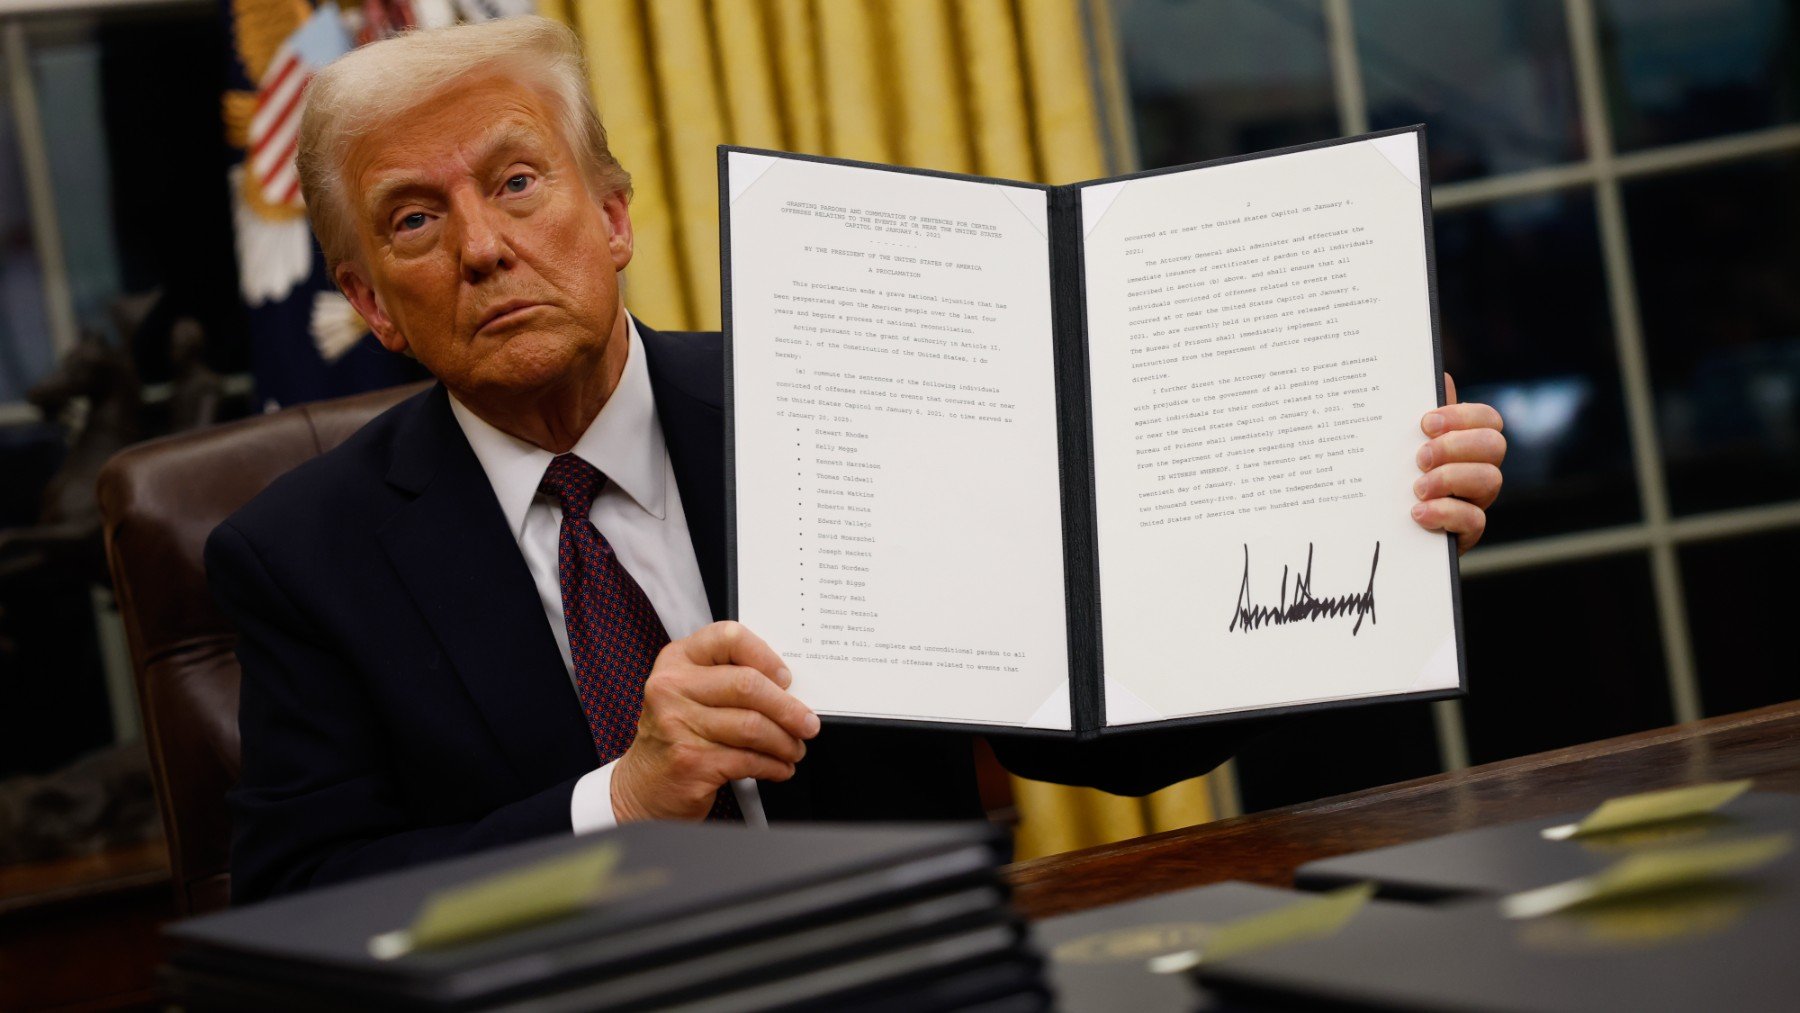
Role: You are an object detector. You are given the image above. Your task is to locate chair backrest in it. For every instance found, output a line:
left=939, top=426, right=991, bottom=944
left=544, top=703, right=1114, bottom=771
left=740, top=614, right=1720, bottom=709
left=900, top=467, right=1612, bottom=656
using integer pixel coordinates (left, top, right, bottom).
left=97, top=382, right=429, bottom=914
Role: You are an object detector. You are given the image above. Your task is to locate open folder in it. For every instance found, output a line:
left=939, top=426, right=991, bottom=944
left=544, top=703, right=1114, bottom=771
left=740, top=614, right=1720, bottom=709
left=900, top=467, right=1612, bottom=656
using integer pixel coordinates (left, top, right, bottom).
left=721, top=126, right=1464, bottom=738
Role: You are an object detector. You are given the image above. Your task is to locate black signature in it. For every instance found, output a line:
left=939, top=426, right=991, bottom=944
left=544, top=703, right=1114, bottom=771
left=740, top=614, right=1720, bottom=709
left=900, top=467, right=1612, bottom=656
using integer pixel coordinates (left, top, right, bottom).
left=1227, top=542, right=1380, bottom=636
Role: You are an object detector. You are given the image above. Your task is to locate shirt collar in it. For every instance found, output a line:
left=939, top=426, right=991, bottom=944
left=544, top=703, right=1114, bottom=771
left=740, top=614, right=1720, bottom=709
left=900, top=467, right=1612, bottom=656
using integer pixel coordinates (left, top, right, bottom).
left=448, top=316, right=667, bottom=539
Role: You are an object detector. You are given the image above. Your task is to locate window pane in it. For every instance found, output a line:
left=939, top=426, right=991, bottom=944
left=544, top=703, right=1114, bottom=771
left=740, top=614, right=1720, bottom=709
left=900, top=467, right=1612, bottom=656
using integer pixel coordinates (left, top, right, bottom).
left=1434, top=190, right=1638, bottom=541
left=1461, top=554, right=1673, bottom=765
left=21, top=8, right=244, bottom=384
left=0, top=63, right=55, bottom=404
left=1359, top=0, right=1584, bottom=184
left=1626, top=153, right=1800, bottom=517
left=1680, top=530, right=1800, bottom=718
left=1232, top=700, right=1442, bottom=813
left=1598, top=0, right=1800, bottom=152
left=1114, top=0, right=1338, bottom=169
left=28, top=21, right=120, bottom=338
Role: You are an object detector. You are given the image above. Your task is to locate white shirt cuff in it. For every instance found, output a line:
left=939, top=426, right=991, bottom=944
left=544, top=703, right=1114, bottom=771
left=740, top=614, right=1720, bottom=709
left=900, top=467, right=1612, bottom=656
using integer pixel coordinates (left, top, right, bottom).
left=570, top=759, right=621, bottom=835
left=572, top=766, right=770, bottom=833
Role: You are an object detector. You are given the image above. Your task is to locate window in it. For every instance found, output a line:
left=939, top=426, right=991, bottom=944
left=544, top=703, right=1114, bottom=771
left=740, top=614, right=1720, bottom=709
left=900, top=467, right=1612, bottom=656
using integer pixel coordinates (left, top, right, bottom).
left=0, top=0, right=244, bottom=782
left=1103, top=0, right=1800, bottom=812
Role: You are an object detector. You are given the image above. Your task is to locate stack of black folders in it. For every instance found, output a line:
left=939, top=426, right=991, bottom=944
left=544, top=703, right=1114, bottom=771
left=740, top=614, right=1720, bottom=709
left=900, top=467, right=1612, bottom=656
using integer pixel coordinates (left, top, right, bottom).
left=1034, top=786, right=1800, bottom=1012
left=162, top=821, right=1046, bottom=1011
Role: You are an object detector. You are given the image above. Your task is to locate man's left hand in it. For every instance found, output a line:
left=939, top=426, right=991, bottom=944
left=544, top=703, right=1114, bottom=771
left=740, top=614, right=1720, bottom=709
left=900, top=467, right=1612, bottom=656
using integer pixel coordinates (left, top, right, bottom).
left=1413, top=373, right=1504, bottom=555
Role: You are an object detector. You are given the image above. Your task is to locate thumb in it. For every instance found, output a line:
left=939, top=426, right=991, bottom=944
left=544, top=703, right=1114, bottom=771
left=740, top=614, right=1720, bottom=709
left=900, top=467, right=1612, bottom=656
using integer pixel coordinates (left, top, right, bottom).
left=1444, top=372, right=1459, bottom=405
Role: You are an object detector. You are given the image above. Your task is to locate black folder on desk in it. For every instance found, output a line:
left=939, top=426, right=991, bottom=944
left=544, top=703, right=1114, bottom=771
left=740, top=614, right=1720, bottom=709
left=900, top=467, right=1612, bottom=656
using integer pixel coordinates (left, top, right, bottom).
left=1032, top=881, right=1341, bottom=1012
left=164, top=822, right=1038, bottom=1011
left=1295, top=790, right=1800, bottom=900
left=1197, top=870, right=1800, bottom=1012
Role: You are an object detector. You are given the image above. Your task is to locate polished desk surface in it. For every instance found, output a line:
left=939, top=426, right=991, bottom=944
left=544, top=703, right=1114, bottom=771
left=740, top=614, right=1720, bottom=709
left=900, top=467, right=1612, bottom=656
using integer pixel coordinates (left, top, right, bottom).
left=0, top=837, right=171, bottom=1010
left=1006, top=699, right=1800, bottom=920
left=4, top=703, right=1795, bottom=1009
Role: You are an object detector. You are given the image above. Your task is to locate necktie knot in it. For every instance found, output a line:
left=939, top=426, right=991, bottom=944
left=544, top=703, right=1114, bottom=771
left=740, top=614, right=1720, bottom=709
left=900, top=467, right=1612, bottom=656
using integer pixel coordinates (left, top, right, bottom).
left=541, top=454, right=604, bottom=520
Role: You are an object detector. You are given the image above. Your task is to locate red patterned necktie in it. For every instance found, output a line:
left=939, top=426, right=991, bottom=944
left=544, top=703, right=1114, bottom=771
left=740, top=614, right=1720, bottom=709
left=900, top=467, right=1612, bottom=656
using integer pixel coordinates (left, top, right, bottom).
left=540, top=454, right=740, bottom=822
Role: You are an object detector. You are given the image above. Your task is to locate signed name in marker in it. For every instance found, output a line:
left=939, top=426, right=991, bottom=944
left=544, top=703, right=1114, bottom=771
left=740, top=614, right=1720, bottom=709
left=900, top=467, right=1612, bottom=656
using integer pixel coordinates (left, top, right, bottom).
left=1228, top=542, right=1380, bottom=636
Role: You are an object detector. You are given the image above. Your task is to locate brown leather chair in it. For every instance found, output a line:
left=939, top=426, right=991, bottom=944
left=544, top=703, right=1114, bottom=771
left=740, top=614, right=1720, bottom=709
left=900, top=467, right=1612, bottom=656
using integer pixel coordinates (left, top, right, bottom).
left=97, top=382, right=429, bottom=915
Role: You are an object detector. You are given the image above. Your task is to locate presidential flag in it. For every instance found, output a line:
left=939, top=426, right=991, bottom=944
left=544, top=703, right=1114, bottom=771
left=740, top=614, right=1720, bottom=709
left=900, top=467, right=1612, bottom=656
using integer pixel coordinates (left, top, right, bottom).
left=246, top=6, right=342, bottom=212
left=223, top=1, right=413, bottom=407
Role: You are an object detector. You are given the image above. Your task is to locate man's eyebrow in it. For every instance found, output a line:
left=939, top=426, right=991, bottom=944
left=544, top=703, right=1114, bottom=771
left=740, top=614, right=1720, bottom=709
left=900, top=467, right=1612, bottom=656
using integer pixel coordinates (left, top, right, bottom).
left=363, top=122, right=550, bottom=218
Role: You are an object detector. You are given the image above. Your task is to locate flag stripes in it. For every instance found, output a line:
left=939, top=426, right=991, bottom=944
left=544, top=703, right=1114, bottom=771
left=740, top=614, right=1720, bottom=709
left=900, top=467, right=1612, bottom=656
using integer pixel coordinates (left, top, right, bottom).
left=249, top=48, right=310, bottom=207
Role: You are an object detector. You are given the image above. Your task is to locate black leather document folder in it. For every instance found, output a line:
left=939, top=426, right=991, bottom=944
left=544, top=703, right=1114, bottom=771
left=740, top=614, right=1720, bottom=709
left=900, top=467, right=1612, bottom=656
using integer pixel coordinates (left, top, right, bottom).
left=1197, top=871, right=1800, bottom=1013
left=164, top=821, right=1027, bottom=1011
left=1296, top=790, right=1800, bottom=901
left=719, top=126, right=1466, bottom=740
left=1032, top=881, right=1332, bottom=1012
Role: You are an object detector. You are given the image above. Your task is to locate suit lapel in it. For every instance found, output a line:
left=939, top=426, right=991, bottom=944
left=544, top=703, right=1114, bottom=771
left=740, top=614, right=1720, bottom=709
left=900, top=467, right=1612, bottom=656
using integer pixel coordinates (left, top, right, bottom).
left=639, top=322, right=816, bottom=823
left=639, top=322, right=729, bottom=623
left=377, top=386, right=598, bottom=790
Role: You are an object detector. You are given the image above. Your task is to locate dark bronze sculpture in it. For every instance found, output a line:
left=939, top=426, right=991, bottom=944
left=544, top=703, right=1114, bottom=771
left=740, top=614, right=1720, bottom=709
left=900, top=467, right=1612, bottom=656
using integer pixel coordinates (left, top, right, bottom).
left=0, top=328, right=141, bottom=585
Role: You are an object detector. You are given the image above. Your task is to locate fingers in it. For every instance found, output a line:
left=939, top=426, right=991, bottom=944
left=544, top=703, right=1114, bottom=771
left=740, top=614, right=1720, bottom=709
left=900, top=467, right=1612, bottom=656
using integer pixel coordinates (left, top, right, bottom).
left=701, top=745, right=798, bottom=784
left=679, top=620, right=790, bottom=687
left=1416, top=378, right=1502, bottom=555
left=627, top=742, right=797, bottom=817
left=1417, top=427, right=1506, bottom=471
left=1412, top=496, right=1486, bottom=555
left=1421, top=401, right=1502, bottom=437
left=682, top=664, right=820, bottom=740
left=1414, top=461, right=1503, bottom=511
left=620, top=622, right=814, bottom=821
left=690, top=706, right=808, bottom=764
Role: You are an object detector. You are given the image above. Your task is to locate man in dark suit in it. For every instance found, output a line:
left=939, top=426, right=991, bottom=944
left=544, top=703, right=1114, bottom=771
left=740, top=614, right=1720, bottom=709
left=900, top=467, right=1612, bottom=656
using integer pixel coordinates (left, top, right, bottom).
left=211, top=19, right=1506, bottom=904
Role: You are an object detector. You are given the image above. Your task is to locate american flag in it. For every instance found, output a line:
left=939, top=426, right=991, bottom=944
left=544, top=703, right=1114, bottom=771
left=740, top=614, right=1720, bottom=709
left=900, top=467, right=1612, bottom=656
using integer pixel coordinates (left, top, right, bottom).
left=248, top=4, right=351, bottom=210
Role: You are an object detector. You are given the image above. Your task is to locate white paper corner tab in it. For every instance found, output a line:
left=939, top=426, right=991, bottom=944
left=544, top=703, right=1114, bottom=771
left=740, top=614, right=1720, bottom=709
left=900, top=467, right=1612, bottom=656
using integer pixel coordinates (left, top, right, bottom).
left=1001, top=187, right=1050, bottom=239
left=1023, top=681, right=1073, bottom=730
left=727, top=151, right=780, bottom=205
left=1368, top=133, right=1422, bottom=190
left=1409, top=633, right=1460, bottom=693
left=1104, top=678, right=1164, bottom=726
left=1081, top=181, right=1128, bottom=237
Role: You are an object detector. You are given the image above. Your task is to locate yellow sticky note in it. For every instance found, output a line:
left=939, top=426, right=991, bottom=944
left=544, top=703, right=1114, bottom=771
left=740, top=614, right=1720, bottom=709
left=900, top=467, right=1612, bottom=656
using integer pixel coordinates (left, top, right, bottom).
left=368, top=842, right=622, bottom=959
left=1146, top=883, right=1376, bottom=974
left=1540, top=780, right=1753, bottom=841
left=1501, top=833, right=1791, bottom=920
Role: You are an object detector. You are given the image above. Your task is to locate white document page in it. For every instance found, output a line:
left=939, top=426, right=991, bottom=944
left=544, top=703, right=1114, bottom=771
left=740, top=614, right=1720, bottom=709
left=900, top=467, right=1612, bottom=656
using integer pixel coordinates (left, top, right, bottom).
left=727, top=153, right=1072, bottom=728
left=1081, top=133, right=1460, bottom=725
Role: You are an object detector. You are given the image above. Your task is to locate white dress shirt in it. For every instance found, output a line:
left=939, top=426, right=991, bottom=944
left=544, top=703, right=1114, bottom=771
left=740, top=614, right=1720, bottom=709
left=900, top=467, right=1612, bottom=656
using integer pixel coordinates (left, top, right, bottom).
left=448, top=317, right=767, bottom=831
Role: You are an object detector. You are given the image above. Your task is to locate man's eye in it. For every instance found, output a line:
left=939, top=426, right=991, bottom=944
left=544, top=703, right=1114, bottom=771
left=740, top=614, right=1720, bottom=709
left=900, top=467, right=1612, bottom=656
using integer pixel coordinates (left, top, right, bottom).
left=505, top=174, right=531, bottom=193
left=398, top=212, right=427, bottom=232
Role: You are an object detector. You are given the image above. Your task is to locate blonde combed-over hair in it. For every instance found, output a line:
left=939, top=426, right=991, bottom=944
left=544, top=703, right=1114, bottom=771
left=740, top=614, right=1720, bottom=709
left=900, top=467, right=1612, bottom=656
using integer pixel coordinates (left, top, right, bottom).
left=296, top=16, right=631, bottom=272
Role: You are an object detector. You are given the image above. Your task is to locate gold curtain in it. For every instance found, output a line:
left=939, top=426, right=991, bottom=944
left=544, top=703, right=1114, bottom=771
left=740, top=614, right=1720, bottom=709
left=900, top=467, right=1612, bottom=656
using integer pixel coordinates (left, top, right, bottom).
left=545, top=0, right=1214, bottom=860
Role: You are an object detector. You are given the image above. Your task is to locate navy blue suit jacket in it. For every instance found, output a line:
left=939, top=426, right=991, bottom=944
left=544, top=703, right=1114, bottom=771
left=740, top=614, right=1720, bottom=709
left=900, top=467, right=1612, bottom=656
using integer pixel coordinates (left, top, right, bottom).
left=208, top=324, right=1248, bottom=904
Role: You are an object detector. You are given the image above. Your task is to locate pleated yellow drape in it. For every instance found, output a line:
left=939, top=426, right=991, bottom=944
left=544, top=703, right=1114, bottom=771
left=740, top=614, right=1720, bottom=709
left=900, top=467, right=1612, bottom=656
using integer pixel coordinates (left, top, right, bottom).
left=559, top=0, right=1214, bottom=860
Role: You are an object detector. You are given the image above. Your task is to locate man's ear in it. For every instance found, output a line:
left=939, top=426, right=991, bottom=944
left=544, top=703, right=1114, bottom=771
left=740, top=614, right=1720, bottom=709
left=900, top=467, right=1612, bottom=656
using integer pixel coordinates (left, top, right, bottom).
left=600, top=190, right=634, bottom=273
left=335, top=263, right=407, bottom=355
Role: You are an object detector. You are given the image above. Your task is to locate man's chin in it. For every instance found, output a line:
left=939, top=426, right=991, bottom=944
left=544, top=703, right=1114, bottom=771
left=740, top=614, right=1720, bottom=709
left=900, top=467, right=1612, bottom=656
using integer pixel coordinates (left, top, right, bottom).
left=458, top=340, right=600, bottom=399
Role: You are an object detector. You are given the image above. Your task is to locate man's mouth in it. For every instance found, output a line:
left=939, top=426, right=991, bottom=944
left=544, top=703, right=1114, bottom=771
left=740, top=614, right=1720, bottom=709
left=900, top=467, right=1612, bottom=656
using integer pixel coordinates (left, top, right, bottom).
left=475, top=300, right=546, bottom=334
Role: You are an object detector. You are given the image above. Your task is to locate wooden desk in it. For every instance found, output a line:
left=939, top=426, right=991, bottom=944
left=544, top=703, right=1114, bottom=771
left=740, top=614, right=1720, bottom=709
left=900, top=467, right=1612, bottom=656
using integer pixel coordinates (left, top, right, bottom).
left=0, top=837, right=171, bottom=1010
left=6, top=702, right=1796, bottom=1006
left=1007, top=700, right=1800, bottom=920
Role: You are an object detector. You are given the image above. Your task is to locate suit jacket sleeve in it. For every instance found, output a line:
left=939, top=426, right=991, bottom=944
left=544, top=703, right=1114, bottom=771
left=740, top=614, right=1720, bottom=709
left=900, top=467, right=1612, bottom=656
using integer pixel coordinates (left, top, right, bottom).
left=208, top=519, right=580, bottom=904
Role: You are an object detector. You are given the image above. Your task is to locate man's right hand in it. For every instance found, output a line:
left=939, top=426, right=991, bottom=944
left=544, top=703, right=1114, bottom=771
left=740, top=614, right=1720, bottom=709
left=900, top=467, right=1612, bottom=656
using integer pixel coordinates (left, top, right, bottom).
left=610, top=621, right=819, bottom=822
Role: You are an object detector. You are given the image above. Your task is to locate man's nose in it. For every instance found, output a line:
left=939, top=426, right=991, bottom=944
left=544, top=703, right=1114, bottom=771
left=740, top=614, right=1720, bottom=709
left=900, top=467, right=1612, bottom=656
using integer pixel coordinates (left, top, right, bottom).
left=452, top=191, right=511, bottom=280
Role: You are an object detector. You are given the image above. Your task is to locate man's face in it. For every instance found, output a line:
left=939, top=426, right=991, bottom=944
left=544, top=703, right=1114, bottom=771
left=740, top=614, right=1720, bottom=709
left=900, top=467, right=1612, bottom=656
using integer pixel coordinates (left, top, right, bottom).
left=334, top=74, right=631, bottom=402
